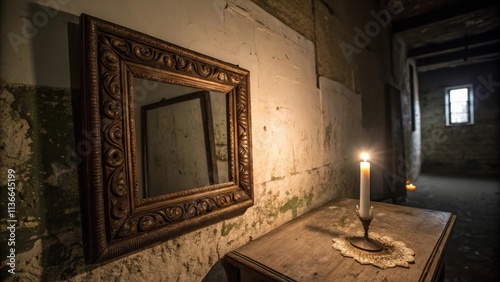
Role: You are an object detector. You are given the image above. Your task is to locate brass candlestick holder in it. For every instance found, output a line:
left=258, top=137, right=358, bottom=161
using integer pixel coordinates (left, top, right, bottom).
left=350, top=206, right=383, bottom=252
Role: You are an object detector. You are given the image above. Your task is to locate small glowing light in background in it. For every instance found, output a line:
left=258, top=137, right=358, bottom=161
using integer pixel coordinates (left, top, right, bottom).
left=360, top=152, right=369, bottom=162
left=406, top=183, right=416, bottom=192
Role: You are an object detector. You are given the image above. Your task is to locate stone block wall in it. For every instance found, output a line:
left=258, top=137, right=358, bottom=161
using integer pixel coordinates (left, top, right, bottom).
left=419, top=61, right=499, bottom=174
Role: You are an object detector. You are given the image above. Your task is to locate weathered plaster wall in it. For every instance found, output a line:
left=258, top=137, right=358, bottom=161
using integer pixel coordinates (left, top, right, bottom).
left=0, top=0, right=391, bottom=281
left=419, top=61, right=500, bottom=174
left=250, top=0, right=401, bottom=199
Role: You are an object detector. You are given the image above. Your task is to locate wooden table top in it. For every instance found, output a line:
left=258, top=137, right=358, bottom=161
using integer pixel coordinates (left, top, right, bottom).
left=225, top=198, right=456, bottom=281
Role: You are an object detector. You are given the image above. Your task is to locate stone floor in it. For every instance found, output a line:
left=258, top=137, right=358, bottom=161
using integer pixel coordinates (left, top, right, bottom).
left=402, top=172, right=500, bottom=282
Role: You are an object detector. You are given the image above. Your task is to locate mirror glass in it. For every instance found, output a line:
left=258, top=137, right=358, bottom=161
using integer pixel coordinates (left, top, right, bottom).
left=133, top=78, right=230, bottom=199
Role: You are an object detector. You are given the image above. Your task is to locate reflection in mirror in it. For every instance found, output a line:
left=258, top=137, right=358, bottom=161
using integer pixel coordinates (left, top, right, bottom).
left=133, top=78, right=230, bottom=199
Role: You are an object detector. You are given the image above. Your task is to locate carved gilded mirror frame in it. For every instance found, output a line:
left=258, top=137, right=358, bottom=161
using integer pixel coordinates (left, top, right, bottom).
left=80, top=14, right=253, bottom=264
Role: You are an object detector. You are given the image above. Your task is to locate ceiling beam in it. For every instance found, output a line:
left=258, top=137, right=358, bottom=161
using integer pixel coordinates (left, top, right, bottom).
left=408, top=29, right=500, bottom=58
left=417, top=57, right=500, bottom=72
left=416, top=41, right=500, bottom=67
left=393, top=0, right=499, bottom=33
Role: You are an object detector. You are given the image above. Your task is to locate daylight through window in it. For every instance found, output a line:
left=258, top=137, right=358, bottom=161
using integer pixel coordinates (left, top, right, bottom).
left=445, top=85, right=474, bottom=126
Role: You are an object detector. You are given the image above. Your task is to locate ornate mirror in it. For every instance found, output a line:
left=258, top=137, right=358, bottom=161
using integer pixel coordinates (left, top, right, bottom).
left=80, top=14, right=253, bottom=263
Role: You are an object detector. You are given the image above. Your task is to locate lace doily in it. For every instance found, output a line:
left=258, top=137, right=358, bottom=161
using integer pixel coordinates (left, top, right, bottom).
left=332, top=232, right=415, bottom=269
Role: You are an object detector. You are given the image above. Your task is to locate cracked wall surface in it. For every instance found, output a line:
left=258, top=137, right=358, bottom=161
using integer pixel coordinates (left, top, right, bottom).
left=0, top=0, right=393, bottom=281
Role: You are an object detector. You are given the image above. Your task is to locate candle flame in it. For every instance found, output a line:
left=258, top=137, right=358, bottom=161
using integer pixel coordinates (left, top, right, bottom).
left=406, top=183, right=416, bottom=191
left=360, top=153, right=369, bottom=162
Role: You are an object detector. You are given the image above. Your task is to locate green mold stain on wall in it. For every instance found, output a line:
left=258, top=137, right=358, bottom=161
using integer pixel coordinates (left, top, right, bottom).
left=279, top=192, right=315, bottom=219
left=221, top=221, right=237, bottom=236
left=279, top=195, right=304, bottom=218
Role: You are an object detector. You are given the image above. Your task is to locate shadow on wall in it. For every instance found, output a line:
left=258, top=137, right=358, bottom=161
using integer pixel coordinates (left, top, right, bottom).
left=0, top=3, right=91, bottom=281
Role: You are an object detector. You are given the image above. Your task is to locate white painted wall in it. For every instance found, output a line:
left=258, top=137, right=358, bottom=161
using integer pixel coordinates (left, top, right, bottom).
left=1, top=0, right=362, bottom=280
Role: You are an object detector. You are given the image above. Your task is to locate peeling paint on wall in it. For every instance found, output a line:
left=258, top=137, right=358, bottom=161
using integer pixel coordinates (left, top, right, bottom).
left=324, top=123, right=333, bottom=149
left=0, top=87, right=32, bottom=187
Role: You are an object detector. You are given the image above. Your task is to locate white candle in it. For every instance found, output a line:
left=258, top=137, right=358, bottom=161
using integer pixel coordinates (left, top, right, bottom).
left=359, top=153, right=370, bottom=218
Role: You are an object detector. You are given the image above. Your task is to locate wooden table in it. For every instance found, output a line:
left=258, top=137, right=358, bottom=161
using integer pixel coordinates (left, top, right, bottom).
left=223, top=198, right=456, bottom=281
